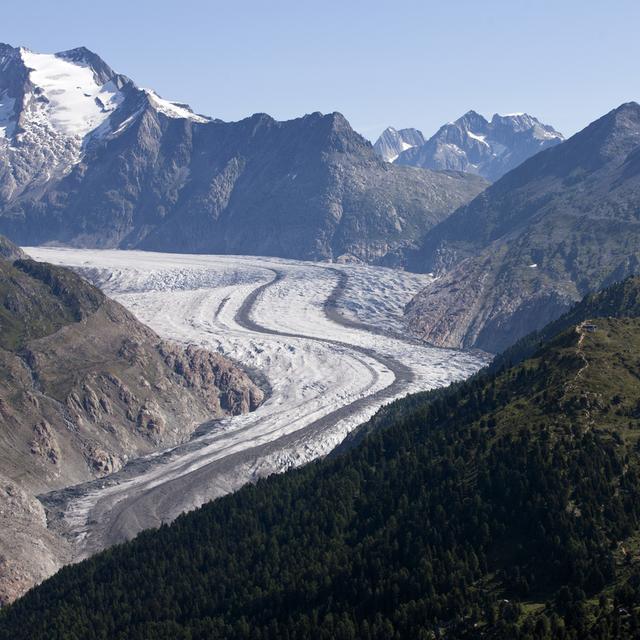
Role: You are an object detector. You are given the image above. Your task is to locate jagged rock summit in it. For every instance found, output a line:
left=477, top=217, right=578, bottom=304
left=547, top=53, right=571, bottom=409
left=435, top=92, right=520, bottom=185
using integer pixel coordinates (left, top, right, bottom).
left=373, top=126, right=425, bottom=162
left=392, top=109, right=563, bottom=181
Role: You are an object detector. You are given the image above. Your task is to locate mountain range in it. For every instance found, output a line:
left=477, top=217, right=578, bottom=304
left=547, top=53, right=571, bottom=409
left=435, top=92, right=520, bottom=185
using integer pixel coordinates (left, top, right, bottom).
left=0, top=44, right=487, bottom=264
left=374, top=111, right=563, bottom=182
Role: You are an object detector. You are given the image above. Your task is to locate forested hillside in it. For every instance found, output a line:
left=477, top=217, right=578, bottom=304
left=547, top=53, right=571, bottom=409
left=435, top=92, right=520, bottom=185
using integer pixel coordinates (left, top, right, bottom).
left=2, top=287, right=640, bottom=638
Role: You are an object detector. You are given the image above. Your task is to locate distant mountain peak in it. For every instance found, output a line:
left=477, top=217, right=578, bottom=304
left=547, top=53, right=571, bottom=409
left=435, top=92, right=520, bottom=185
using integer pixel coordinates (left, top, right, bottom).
left=373, top=126, right=425, bottom=162
left=457, top=109, right=488, bottom=127
left=393, top=109, right=563, bottom=181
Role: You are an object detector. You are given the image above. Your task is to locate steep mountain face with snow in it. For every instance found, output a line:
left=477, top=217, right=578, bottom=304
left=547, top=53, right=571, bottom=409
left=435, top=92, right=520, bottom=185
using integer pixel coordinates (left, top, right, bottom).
left=405, top=102, right=640, bottom=353
left=395, top=110, right=563, bottom=181
left=373, top=126, right=425, bottom=162
left=0, top=44, right=487, bottom=264
left=0, top=45, right=144, bottom=203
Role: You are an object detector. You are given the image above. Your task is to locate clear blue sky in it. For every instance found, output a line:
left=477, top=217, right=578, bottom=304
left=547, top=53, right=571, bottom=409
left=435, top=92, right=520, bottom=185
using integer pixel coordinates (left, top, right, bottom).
left=4, top=0, right=639, bottom=140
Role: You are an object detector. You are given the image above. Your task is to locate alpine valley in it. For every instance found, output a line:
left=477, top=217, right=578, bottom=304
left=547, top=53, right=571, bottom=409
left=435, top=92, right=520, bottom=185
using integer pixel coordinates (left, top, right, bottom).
left=0, top=30, right=639, bottom=640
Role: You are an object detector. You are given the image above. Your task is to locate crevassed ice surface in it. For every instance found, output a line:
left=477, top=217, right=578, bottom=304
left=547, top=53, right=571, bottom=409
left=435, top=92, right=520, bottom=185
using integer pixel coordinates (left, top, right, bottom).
left=25, top=248, right=490, bottom=558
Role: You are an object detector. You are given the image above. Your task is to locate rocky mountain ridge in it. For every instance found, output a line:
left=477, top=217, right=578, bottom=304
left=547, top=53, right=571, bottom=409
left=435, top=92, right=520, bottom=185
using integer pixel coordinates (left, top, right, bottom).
left=405, top=101, right=640, bottom=353
left=390, top=109, right=563, bottom=181
left=0, top=44, right=487, bottom=265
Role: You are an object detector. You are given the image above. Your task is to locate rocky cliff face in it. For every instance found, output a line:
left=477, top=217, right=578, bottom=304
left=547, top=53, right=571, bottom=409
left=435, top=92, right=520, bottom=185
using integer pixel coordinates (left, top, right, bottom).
left=0, top=44, right=487, bottom=265
left=406, top=102, right=640, bottom=353
left=395, top=110, right=563, bottom=181
left=0, top=236, right=263, bottom=602
left=373, top=126, right=425, bottom=162
left=0, top=235, right=25, bottom=260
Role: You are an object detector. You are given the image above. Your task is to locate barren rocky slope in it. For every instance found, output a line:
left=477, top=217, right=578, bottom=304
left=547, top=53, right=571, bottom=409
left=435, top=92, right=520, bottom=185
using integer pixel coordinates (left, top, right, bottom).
left=406, top=102, right=640, bottom=353
left=0, top=237, right=263, bottom=603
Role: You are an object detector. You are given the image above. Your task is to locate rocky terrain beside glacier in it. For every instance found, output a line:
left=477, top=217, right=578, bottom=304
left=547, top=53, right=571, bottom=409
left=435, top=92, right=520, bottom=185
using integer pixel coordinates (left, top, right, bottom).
left=405, top=102, right=640, bottom=353
left=0, top=238, right=263, bottom=603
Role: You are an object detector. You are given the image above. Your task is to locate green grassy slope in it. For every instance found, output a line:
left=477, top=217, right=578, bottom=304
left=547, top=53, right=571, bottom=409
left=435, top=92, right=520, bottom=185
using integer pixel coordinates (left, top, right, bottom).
left=491, top=275, right=640, bottom=372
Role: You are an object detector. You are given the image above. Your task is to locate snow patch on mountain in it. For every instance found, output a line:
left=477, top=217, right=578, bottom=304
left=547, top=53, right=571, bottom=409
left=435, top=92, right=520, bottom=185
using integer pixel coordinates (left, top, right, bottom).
left=143, top=89, right=210, bottom=123
left=20, top=49, right=123, bottom=138
left=466, top=130, right=488, bottom=146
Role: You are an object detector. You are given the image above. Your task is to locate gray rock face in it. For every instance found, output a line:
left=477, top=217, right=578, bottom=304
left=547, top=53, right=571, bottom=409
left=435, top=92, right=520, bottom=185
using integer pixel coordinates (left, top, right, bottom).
left=0, top=245, right=264, bottom=603
left=405, top=102, right=640, bottom=353
left=0, top=44, right=487, bottom=265
left=396, top=110, right=563, bottom=181
left=373, top=126, right=425, bottom=162
left=0, top=234, right=25, bottom=261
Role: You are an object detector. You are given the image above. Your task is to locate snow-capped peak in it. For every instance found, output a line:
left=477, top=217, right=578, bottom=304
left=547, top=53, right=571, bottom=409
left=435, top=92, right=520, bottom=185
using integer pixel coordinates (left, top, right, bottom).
left=142, top=89, right=210, bottom=124
left=19, top=48, right=123, bottom=139
left=392, top=109, right=564, bottom=181
left=0, top=43, right=217, bottom=204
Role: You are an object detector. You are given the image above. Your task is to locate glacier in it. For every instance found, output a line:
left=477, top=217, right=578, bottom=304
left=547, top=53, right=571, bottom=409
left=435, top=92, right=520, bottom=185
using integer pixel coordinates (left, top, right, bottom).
left=26, top=248, right=489, bottom=560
